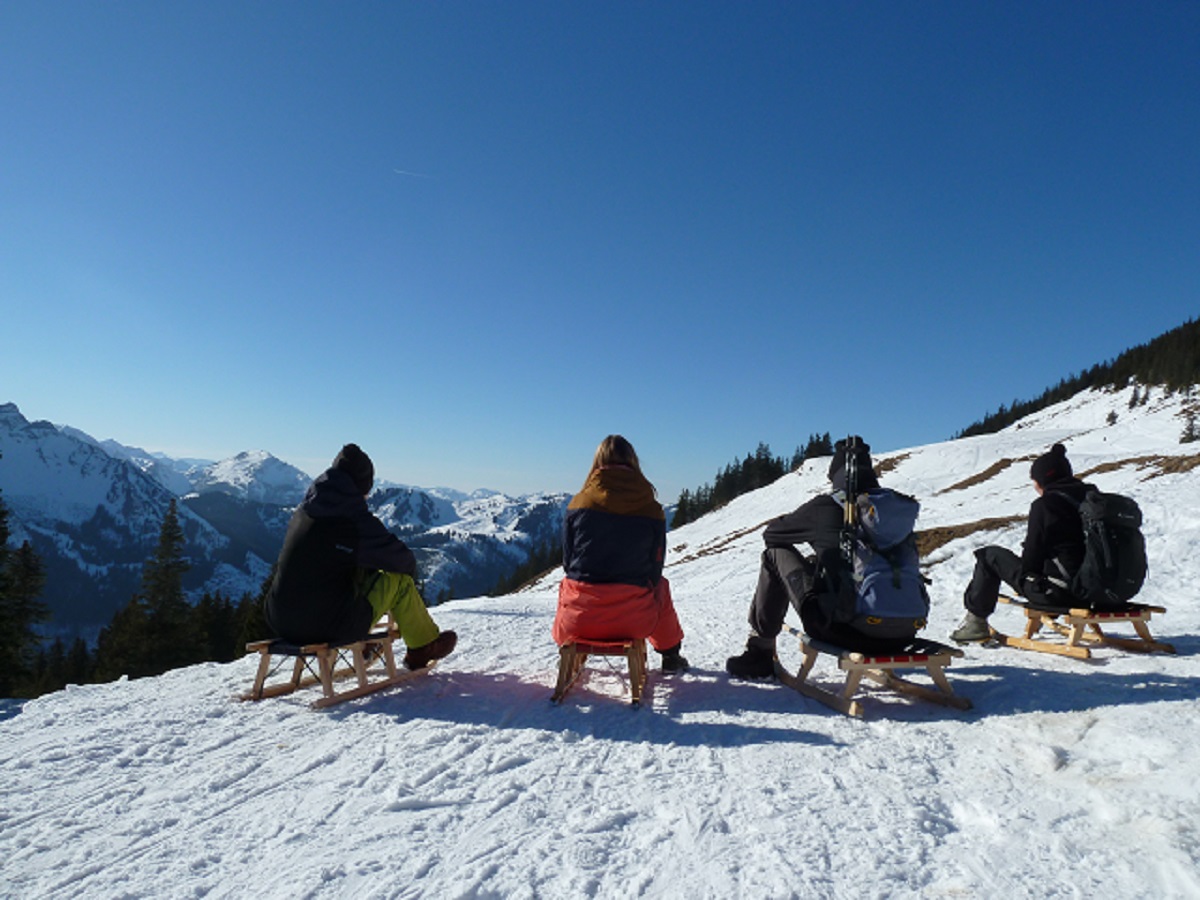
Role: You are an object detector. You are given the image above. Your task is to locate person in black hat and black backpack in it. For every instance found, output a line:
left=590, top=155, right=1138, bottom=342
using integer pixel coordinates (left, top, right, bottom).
left=726, top=437, right=918, bottom=679
left=951, top=443, right=1095, bottom=643
left=266, top=444, right=456, bottom=669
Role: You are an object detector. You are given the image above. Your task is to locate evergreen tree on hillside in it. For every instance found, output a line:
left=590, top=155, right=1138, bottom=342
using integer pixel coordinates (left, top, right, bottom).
left=195, top=591, right=239, bottom=663
left=958, top=317, right=1200, bottom=438
left=673, top=490, right=693, bottom=527
left=1182, top=409, right=1198, bottom=444
left=0, top=540, right=50, bottom=698
left=94, top=499, right=199, bottom=681
left=490, top=537, right=562, bottom=596
left=65, top=637, right=93, bottom=687
left=0, top=471, right=51, bottom=698
left=672, top=441, right=809, bottom=527
left=141, top=499, right=199, bottom=671
left=237, top=570, right=274, bottom=649
left=802, top=432, right=834, bottom=459
left=93, top=596, right=150, bottom=682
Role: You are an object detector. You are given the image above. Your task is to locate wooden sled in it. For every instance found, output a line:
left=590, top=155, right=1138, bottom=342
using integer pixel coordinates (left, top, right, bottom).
left=992, top=594, right=1176, bottom=660
left=242, top=620, right=432, bottom=709
left=551, top=639, right=648, bottom=707
left=775, top=625, right=972, bottom=718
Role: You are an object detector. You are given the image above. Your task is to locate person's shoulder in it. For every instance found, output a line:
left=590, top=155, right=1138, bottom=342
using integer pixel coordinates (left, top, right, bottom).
left=1048, top=479, right=1091, bottom=501
left=786, top=492, right=840, bottom=518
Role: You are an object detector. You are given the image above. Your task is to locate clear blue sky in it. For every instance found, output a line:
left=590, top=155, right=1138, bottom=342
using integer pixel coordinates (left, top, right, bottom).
left=2, top=2, right=1197, bottom=500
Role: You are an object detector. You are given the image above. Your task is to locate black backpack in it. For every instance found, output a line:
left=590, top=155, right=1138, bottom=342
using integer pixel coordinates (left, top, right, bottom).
left=1070, top=490, right=1148, bottom=608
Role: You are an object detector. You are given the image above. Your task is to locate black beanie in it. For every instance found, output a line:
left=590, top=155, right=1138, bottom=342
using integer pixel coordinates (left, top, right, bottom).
left=1030, top=443, right=1072, bottom=486
left=333, top=443, right=374, bottom=495
left=828, top=436, right=879, bottom=492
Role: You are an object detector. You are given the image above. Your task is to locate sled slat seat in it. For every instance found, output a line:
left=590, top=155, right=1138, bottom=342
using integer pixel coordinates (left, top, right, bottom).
left=242, top=617, right=431, bottom=708
left=992, top=595, right=1175, bottom=659
left=551, top=639, right=648, bottom=707
left=775, top=626, right=972, bottom=718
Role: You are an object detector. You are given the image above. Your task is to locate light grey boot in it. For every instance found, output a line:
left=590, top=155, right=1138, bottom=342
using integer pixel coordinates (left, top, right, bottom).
left=951, top=612, right=990, bottom=643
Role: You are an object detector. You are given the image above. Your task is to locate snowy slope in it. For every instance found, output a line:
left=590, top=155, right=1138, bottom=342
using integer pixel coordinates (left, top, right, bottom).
left=2, top=384, right=1199, bottom=898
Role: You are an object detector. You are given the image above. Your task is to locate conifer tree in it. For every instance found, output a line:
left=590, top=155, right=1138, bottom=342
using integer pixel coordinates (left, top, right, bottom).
left=93, top=592, right=152, bottom=681
left=94, top=499, right=197, bottom=680
left=1182, top=410, right=1198, bottom=444
left=236, top=571, right=274, bottom=649
left=65, top=637, right=93, bottom=687
left=671, top=440, right=804, bottom=526
left=141, top=499, right=198, bottom=672
left=672, top=490, right=692, bottom=528
left=0, top=481, right=50, bottom=697
left=959, top=318, right=1200, bottom=438
left=195, top=591, right=239, bottom=663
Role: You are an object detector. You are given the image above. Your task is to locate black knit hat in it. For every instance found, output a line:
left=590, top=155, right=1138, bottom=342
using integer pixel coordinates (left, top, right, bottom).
left=1030, top=443, right=1072, bottom=486
left=333, top=443, right=374, bottom=495
left=828, top=436, right=879, bottom=492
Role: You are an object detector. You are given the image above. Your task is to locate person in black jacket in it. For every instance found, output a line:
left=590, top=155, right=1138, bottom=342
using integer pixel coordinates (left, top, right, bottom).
left=950, top=443, right=1094, bottom=643
left=265, top=444, right=456, bottom=670
left=726, top=437, right=913, bottom=680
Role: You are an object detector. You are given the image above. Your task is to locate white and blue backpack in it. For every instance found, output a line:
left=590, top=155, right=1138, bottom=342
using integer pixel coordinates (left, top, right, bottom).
left=838, top=488, right=930, bottom=637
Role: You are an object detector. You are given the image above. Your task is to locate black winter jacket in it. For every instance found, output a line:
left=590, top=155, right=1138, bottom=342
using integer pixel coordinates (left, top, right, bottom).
left=763, top=492, right=847, bottom=595
left=1023, top=477, right=1094, bottom=580
left=265, top=468, right=417, bottom=645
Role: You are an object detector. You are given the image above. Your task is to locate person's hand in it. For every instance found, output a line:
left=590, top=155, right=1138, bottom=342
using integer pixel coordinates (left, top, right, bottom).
left=1020, top=573, right=1046, bottom=596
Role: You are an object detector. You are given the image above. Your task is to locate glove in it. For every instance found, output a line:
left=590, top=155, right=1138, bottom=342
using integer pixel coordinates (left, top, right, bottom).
left=1020, top=573, right=1046, bottom=597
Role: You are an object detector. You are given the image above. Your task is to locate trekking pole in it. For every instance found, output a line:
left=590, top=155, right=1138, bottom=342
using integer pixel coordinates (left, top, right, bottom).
left=840, top=436, right=859, bottom=567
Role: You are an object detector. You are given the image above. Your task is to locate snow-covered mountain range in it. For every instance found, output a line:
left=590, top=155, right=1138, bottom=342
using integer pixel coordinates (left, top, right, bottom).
left=2, top=381, right=1197, bottom=897
left=0, top=402, right=569, bottom=635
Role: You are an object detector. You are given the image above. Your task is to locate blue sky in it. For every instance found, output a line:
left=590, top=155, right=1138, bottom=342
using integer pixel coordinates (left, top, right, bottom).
left=2, top=2, right=1197, bottom=500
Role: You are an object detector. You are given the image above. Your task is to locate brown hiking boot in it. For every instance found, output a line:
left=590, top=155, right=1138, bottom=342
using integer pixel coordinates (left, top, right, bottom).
left=404, top=630, right=457, bottom=670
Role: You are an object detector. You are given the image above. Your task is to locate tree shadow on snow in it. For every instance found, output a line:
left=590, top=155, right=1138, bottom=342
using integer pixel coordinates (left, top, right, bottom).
left=329, top=666, right=844, bottom=748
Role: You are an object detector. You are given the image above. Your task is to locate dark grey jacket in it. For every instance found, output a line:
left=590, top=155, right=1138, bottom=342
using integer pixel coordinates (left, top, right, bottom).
left=265, top=468, right=416, bottom=644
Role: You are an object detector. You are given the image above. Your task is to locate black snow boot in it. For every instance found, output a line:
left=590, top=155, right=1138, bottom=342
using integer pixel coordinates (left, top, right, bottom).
left=660, top=643, right=689, bottom=674
left=725, top=641, right=776, bottom=680
left=404, top=630, right=458, bottom=670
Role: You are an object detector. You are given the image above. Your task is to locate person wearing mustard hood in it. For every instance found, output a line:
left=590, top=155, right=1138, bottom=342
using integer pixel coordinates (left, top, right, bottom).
left=266, top=444, right=456, bottom=670
left=950, top=443, right=1096, bottom=643
left=553, top=435, right=688, bottom=673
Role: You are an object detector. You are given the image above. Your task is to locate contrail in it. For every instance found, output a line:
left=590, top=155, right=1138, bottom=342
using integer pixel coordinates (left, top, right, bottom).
left=393, top=168, right=434, bottom=179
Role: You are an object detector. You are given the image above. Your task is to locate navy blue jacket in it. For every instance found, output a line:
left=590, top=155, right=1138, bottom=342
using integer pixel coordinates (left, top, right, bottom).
left=561, top=466, right=665, bottom=589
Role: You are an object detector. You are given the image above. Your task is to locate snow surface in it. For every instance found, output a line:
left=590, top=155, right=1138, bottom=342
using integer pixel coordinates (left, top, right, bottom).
left=3, top=385, right=1200, bottom=898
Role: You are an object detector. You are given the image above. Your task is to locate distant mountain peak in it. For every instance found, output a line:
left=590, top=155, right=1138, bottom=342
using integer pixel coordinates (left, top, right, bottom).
left=191, top=451, right=312, bottom=506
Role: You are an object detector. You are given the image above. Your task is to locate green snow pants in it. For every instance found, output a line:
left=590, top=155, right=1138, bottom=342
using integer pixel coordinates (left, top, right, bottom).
left=356, top=570, right=440, bottom=649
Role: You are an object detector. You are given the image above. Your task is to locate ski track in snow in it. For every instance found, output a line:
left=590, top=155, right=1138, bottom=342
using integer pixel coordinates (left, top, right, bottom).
left=3, top=387, right=1200, bottom=898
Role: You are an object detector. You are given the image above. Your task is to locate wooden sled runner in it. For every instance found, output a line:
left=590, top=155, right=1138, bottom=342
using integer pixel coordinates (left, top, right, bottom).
left=551, top=639, right=648, bottom=707
left=991, top=594, right=1176, bottom=660
left=775, top=625, right=972, bottom=718
left=242, top=620, right=432, bottom=709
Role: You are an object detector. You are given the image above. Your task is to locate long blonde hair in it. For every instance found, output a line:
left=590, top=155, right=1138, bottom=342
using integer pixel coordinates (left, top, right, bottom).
left=586, top=434, right=655, bottom=494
